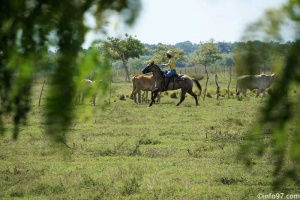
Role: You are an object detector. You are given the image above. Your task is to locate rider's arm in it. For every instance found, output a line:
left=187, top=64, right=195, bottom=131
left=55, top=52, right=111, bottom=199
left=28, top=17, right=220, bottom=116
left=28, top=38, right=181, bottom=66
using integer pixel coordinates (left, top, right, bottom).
left=162, top=59, right=171, bottom=67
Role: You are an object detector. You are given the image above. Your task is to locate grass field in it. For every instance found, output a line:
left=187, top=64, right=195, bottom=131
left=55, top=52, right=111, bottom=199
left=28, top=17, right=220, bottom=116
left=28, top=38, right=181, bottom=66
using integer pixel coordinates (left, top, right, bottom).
left=0, top=75, right=298, bottom=199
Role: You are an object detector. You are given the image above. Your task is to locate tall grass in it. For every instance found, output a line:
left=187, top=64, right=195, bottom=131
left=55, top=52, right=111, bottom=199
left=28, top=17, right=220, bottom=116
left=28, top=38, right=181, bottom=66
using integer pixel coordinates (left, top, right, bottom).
left=0, top=74, right=298, bottom=199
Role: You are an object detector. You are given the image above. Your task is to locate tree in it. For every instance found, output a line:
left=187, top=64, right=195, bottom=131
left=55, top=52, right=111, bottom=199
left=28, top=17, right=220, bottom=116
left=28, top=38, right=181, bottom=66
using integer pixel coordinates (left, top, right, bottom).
left=0, top=0, right=141, bottom=141
left=128, top=58, right=145, bottom=71
left=174, top=41, right=198, bottom=55
left=150, top=45, right=186, bottom=66
left=238, top=0, right=300, bottom=190
left=104, top=34, right=145, bottom=82
left=217, top=41, right=234, bottom=54
left=225, top=57, right=234, bottom=67
left=191, top=39, right=221, bottom=70
left=190, top=39, right=221, bottom=100
left=234, top=41, right=262, bottom=76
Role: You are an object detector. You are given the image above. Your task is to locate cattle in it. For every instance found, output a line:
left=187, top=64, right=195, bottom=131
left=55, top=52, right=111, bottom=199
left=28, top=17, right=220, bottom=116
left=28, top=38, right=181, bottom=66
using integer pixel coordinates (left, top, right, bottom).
left=236, top=74, right=275, bottom=97
left=75, top=79, right=97, bottom=105
left=130, top=74, right=160, bottom=104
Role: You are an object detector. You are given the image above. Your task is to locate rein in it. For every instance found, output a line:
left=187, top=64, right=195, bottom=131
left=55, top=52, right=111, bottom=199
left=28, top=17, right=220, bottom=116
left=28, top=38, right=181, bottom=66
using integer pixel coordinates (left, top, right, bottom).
left=152, top=64, right=164, bottom=77
left=149, top=64, right=165, bottom=90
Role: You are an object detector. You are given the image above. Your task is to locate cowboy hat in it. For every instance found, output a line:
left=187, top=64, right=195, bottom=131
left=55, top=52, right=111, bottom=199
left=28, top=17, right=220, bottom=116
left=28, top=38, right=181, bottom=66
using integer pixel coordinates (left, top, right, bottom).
left=166, top=50, right=173, bottom=57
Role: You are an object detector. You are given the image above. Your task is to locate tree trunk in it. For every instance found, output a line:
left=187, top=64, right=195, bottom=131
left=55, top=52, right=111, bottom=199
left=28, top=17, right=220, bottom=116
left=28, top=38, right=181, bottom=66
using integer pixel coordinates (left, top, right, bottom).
left=203, top=65, right=209, bottom=101
left=123, top=60, right=130, bottom=82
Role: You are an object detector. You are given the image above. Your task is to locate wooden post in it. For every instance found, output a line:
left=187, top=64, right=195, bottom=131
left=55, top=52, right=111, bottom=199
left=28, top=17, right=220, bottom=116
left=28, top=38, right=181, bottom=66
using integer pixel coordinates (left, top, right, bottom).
left=227, top=67, right=232, bottom=99
left=38, top=80, right=46, bottom=107
left=215, top=74, right=220, bottom=100
left=203, top=66, right=209, bottom=101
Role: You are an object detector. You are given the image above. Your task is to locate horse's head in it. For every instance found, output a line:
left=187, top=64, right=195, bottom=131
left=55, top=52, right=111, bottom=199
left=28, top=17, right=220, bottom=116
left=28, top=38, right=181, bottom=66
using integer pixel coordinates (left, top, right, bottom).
left=142, top=61, right=156, bottom=74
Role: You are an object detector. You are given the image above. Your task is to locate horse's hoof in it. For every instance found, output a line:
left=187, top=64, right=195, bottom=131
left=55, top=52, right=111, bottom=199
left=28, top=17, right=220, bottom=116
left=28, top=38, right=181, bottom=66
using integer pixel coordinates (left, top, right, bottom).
left=149, top=103, right=154, bottom=107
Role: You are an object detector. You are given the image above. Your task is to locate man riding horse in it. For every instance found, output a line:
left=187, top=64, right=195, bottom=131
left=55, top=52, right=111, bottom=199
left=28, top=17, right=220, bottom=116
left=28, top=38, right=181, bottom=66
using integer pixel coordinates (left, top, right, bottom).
left=162, top=50, right=176, bottom=91
left=142, top=60, right=202, bottom=107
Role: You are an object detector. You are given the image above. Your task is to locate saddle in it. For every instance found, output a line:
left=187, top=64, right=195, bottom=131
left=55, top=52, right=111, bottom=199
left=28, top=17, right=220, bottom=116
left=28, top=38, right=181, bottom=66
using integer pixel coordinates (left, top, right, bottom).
left=163, top=70, right=184, bottom=82
left=173, top=74, right=184, bottom=81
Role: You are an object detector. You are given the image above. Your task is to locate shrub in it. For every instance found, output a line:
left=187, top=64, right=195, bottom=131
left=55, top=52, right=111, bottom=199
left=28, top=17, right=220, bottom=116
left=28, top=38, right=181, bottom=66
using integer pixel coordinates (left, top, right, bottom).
left=206, top=92, right=212, bottom=98
left=119, top=94, right=126, bottom=100
left=170, top=92, right=177, bottom=99
left=138, top=138, right=160, bottom=145
left=237, top=95, right=244, bottom=101
left=122, top=176, right=141, bottom=195
left=10, top=190, right=24, bottom=198
left=267, top=88, right=273, bottom=95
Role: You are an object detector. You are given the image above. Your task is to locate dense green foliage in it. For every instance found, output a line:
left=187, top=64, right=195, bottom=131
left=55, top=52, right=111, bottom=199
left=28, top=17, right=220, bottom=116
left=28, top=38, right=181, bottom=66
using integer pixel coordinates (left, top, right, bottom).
left=104, top=34, right=145, bottom=82
left=38, top=40, right=293, bottom=76
left=148, top=45, right=186, bottom=67
left=0, top=0, right=141, bottom=141
left=140, top=40, right=290, bottom=72
left=190, top=39, right=221, bottom=68
left=238, top=0, right=300, bottom=190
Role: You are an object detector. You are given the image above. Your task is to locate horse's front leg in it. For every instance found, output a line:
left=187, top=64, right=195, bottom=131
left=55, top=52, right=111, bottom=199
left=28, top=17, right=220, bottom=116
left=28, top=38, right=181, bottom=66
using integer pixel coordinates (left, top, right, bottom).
left=149, top=89, right=159, bottom=107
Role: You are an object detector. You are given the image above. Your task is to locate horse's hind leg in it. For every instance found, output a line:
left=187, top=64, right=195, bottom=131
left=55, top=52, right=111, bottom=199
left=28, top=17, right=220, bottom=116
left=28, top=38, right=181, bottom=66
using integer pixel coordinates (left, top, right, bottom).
left=187, top=89, right=199, bottom=106
left=176, top=91, right=186, bottom=106
left=149, top=89, right=159, bottom=107
left=156, top=92, right=160, bottom=103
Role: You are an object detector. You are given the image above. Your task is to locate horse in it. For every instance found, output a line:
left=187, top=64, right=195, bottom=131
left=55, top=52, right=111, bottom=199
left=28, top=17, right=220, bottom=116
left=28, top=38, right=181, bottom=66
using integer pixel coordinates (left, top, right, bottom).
left=142, top=61, right=202, bottom=107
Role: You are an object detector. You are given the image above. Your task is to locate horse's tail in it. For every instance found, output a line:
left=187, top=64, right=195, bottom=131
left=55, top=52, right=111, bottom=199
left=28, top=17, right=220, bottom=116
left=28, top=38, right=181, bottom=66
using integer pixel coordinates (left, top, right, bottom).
left=192, top=78, right=202, bottom=96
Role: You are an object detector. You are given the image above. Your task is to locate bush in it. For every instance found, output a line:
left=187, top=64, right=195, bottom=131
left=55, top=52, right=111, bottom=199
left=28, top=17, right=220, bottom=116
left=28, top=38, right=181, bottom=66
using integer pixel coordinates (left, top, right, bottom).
left=206, top=92, right=212, bottom=98
left=119, top=94, right=126, bottom=100
left=122, top=176, right=142, bottom=195
left=236, top=95, right=244, bottom=101
left=267, top=88, right=273, bottom=95
left=170, top=92, right=177, bottom=99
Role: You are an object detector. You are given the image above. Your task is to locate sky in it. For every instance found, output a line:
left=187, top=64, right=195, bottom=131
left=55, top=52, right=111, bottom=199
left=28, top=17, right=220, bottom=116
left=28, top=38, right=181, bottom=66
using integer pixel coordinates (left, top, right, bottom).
left=83, top=0, right=292, bottom=48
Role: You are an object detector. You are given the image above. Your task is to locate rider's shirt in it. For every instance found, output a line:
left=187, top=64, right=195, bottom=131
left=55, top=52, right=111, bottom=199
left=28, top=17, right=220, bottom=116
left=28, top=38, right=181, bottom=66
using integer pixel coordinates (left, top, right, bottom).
left=166, top=57, right=176, bottom=70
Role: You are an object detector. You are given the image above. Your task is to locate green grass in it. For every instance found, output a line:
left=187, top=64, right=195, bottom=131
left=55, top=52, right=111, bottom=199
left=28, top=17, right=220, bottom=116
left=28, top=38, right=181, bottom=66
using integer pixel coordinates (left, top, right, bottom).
left=0, top=78, right=298, bottom=199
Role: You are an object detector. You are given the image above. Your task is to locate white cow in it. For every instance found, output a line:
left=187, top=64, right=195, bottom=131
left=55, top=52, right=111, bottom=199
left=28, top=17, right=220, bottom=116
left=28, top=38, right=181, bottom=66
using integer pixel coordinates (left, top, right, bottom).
left=75, top=79, right=97, bottom=105
left=236, top=74, right=275, bottom=97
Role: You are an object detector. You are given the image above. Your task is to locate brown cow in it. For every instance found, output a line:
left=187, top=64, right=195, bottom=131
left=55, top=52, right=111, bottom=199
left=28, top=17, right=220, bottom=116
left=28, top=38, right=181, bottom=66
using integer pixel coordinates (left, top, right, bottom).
left=131, top=74, right=160, bottom=104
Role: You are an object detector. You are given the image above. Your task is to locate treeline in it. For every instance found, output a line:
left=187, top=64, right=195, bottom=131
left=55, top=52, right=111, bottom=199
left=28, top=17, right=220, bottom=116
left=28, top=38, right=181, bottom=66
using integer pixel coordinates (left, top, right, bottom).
left=40, top=39, right=294, bottom=78
left=112, top=39, right=294, bottom=77
left=145, top=40, right=293, bottom=56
